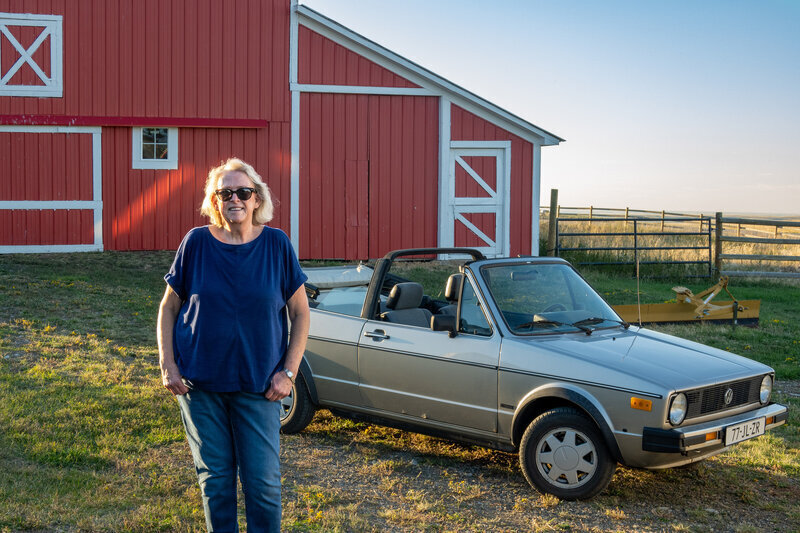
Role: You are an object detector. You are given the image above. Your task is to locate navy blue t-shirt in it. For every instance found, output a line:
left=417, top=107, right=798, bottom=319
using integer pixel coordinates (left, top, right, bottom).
left=164, top=226, right=307, bottom=392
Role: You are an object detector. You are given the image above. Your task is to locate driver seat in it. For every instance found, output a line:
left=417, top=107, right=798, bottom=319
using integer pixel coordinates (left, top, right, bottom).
left=439, top=273, right=463, bottom=316
left=380, top=282, right=433, bottom=327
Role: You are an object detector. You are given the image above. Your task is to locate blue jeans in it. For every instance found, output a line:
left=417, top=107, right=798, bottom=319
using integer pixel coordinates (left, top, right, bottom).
left=177, top=389, right=282, bottom=533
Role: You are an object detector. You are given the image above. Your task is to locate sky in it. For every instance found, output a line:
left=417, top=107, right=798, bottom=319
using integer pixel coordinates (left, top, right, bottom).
left=302, top=0, right=800, bottom=216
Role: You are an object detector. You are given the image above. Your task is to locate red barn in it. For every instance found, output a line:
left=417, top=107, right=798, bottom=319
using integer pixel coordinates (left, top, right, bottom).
left=0, top=0, right=562, bottom=259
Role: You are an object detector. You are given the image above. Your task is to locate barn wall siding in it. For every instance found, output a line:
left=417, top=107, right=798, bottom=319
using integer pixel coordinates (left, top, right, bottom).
left=298, top=26, right=420, bottom=88
left=299, top=93, right=438, bottom=260
left=0, top=129, right=94, bottom=246
left=451, top=105, right=535, bottom=256
left=1, top=1, right=554, bottom=256
left=0, top=0, right=290, bottom=122
left=103, top=124, right=291, bottom=251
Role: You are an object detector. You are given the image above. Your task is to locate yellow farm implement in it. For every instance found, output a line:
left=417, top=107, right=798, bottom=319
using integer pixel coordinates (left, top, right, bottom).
left=612, top=276, right=760, bottom=326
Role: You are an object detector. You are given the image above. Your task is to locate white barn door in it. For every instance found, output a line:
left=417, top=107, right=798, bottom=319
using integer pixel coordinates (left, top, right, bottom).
left=443, top=141, right=511, bottom=258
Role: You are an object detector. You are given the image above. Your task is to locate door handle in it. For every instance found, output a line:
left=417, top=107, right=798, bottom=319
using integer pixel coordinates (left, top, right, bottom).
left=364, top=329, right=390, bottom=341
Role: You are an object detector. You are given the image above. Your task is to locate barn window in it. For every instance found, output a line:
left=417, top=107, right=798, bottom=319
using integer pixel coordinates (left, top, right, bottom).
left=132, top=127, right=179, bottom=169
left=0, top=12, right=63, bottom=97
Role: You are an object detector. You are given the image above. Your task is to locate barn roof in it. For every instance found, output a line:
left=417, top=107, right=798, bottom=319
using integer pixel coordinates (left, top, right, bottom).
left=295, top=4, right=564, bottom=146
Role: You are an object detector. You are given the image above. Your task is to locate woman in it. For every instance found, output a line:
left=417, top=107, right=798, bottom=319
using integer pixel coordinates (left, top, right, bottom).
left=157, top=158, right=310, bottom=532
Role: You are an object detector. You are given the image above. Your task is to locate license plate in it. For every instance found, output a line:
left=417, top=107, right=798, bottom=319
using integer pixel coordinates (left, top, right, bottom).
left=724, top=417, right=765, bottom=445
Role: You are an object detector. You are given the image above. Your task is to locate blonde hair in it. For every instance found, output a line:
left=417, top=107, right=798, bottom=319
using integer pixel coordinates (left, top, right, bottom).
left=200, top=158, right=274, bottom=227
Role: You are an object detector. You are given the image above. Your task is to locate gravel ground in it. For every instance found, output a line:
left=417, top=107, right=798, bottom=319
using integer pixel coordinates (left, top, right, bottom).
left=278, top=383, right=799, bottom=532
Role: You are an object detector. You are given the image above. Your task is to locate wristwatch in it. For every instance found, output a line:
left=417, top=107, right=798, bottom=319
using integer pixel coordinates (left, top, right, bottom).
left=283, top=368, right=296, bottom=383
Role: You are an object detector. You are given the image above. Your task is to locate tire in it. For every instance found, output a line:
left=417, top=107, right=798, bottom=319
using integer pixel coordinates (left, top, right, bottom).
left=519, top=407, right=615, bottom=500
left=279, top=372, right=315, bottom=434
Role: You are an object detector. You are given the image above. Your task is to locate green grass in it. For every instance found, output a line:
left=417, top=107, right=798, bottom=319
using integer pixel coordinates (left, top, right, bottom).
left=585, top=271, right=800, bottom=379
left=0, top=252, right=798, bottom=531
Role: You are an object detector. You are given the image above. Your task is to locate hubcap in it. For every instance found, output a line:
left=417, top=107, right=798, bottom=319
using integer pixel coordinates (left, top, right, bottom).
left=535, top=428, right=597, bottom=488
left=279, top=387, right=294, bottom=421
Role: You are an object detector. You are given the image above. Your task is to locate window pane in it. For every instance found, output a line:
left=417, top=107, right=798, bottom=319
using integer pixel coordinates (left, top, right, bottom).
left=142, top=128, right=155, bottom=143
left=156, top=144, right=169, bottom=159
left=154, top=128, right=169, bottom=143
left=459, top=280, right=491, bottom=336
left=142, top=143, right=155, bottom=159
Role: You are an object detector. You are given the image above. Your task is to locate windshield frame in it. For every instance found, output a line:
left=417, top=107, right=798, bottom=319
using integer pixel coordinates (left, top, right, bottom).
left=475, top=259, right=625, bottom=337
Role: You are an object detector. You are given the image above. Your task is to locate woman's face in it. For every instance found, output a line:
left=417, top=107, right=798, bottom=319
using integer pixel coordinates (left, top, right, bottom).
left=215, top=170, right=261, bottom=227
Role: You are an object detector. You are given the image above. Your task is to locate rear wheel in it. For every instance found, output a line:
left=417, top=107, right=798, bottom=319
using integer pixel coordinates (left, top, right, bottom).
left=279, top=372, right=315, bottom=434
left=519, top=407, right=615, bottom=500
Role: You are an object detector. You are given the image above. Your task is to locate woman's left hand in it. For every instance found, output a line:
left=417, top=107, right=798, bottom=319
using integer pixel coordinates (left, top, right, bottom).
left=265, top=370, right=293, bottom=401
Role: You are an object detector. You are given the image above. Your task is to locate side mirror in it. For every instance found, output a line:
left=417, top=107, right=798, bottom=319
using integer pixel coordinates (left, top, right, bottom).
left=431, top=314, right=457, bottom=338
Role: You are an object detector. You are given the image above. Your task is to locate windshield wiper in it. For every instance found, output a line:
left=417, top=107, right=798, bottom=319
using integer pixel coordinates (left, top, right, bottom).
left=572, top=316, right=631, bottom=330
left=516, top=317, right=594, bottom=334
left=516, top=316, right=629, bottom=335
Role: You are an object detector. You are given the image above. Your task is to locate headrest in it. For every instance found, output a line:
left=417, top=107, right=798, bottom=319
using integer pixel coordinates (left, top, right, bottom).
left=386, top=282, right=424, bottom=310
left=444, top=273, right=463, bottom=302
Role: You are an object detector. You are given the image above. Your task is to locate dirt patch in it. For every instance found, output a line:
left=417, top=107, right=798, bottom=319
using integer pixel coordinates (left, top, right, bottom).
left=279, top=399, right=799, bottom=532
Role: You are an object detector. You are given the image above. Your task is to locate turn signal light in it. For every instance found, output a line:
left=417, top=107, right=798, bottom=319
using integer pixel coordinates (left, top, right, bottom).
left=766, top=416, right=775, bottom=425
left=705, top=431, right=718, bottom=442
left=630, top=397, right=652, bottom=411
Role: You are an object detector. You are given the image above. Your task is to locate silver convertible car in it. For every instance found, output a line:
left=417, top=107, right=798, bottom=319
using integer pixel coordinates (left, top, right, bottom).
left=281, top=248, right=787, bottom=499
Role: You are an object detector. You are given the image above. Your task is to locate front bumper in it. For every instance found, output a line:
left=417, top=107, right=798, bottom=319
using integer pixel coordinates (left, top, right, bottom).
left=642, top=402, right=788, bottom=454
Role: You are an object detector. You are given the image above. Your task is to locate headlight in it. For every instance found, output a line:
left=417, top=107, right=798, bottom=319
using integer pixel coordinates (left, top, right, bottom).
left=760, top=375, right=773, bottom=404
left=669, top=393, right=687, bottom=425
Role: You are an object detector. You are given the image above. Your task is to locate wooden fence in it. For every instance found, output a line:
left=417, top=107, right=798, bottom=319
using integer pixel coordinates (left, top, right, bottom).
left=714, top=213, right=800, bottom=279
left=546, top=205, right=711, bottom=232
left=540, top=193, right=800, bottom=279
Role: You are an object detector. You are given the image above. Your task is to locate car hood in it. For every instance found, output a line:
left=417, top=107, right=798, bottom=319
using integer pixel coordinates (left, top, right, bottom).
left=500, top=326, right=770, bottom=393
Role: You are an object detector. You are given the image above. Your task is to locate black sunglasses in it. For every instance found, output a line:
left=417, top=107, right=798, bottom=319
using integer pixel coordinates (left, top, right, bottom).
left=215, top=187, right=256, bottom=202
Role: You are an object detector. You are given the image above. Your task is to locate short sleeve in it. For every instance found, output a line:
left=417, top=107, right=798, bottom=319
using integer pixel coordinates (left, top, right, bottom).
left=164, top=228, right=197, bottom=300
left=280, top=231, right=307, bottom=301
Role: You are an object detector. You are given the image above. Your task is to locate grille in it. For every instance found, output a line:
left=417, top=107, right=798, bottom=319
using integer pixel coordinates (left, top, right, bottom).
left=685, top=377, right=762, bottom=419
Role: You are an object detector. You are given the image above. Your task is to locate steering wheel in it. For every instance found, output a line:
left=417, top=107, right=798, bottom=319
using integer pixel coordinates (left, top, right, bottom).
left=542, top=303, right=567, bottom=313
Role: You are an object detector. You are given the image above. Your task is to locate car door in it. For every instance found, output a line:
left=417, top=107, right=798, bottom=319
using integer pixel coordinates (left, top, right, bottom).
left=305, top=308, right=366, bottom=407
left=356, top=278, right=500, bottom=432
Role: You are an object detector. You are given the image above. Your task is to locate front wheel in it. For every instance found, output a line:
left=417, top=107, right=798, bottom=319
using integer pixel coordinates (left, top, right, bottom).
left=279, top=372, right=315, bottom=434
left=519, top=407, right=615, bottom=500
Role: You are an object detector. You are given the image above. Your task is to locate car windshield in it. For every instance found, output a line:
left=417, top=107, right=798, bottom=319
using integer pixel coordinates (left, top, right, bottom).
left=480, top=262, right=625, bottom=335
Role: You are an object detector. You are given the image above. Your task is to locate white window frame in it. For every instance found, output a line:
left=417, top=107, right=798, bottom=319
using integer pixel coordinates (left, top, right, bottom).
left=132, top=127, right=179, bottom=170
left=0, top=12, right=63, bottom=97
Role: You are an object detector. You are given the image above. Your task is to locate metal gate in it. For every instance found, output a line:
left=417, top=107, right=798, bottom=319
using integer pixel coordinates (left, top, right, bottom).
left=556, top=217, right=713, bottom=277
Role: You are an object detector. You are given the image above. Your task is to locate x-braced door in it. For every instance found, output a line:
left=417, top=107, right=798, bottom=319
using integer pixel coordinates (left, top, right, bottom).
left=444, top=141, right=510, bottom=257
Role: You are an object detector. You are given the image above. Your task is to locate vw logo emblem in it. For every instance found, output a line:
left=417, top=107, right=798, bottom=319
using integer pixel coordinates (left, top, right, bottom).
left=724, top=388, right=734, bottom=406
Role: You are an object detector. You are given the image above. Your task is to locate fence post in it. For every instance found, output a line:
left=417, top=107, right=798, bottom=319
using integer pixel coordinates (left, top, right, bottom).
left=714, top=212, right=723, bottom=281
left=633, top=219, right=639, bottom=277
left=660, top=210, right=665, bottom=231
left=546, top=189, right=559, bottom=257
